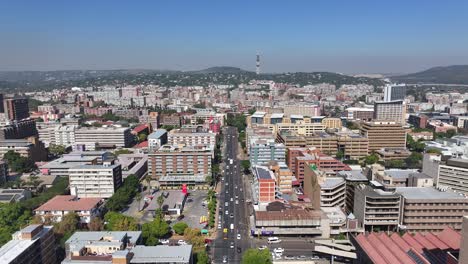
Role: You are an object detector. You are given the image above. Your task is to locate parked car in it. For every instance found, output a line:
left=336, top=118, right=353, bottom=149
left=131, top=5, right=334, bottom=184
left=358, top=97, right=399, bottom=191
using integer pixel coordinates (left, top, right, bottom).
left=176, top=215, right=184, bottom=221
left=273, top=248, right=284, bottom=254
left=159, top=239, right=169, bottom=244
left=284, top=255, right=295, bottom=260
left=258, top=245, right=268, bottom=250
left=237, top=247, right=242, bottom=253
left=222, top=256, right=228, bottom=263
left=177, top=240, right=187, bottom=245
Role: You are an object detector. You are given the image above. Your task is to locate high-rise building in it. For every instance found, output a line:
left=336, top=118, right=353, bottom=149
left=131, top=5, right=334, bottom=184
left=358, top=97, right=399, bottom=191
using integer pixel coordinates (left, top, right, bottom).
left=69, top=162, right=123, bottom=198
left=0, top=94, right=4, bottom=113
left=373, top=100, right=404, bottom=123
left=249, top=139, right=286, bottom=166
left=4, top=98, right=29, bottom=121
left=384, top=84, right=406, bottom=102
left=0, top=224, right=56, bottom=264
left=360, top=122, right=406, bottom=152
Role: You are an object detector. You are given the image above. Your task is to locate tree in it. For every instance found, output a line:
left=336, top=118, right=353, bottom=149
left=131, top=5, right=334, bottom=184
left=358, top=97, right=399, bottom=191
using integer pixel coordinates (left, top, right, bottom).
left=364, top=154, right=379, bottom=165
left=3, top=150, right=36, bottom=173
left=141, top=215, right=170, bottom=245
left=173, top=222, right=188, bottom=235
left=105, top=175, right=139, bottom=212
left=138, top=133, right=148, bottom=142
left=104, top=212, right=138, bottom=231
left=241, top=248, right=272, bottom=264
left=386, top=159, right=405, bottom=169
left=405, top=152, right=423, bottom=168
left=145, top=175, right=152, bottom=194
left=336, top=150, right=345, bottom=160
left=49, top=144, right=67, bottom=156
left=24, top=174, right=43, bottom=189
left=197, top=251, right=210, bottom=264
left=55, top=212, right=79, bottom=235
left=88, top=217, right=104, bottom=231
left=114, top=149, right=133, bottom=157
left=183, top=228, right=206, bottom=252
left=241, top=160, right=251, bottom=175
left=157, top=194, right=165, bottom=211
left=426, top=148, right=442, bottom=154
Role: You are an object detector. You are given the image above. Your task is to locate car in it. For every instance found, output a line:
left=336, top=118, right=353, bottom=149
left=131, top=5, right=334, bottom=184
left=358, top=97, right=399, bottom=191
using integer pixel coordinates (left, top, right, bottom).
left=240, top=188, right=243, bottom=191
left=230, top=242, right=234, bottom=248
left=226, top=190, right=228, bottom=194
left=237, top=247, right=242, bottom=253
left=222, top=256, right=228, bottom=263
left=225, top=210, right=228, bottom=215
left=159, top=239, right=169, bottom=244
left=230, top=214, right=234, bottom=218
left=237, top=234, right=241, bottom=240
left=176, top=215, right=184, bottom=221
left=235, top=186, right=237, bottom=189
left=218, top=224, right=222, bottom=229
left=235, top=200, right=239, bottom=204
left=235, top=195, right=239, bottom=199
left=230, top=198, right=233, bottom=202
left=258, top=245, right=268, bottom=250
left=177, top=240, right=187, bottom=245
left=273, top=248, right=284, bottom=254
left=311, top=256, right=320, bottom=260
left=284, top=255, right=295, bottom=260
left=297, top=255, right=307, bottom=260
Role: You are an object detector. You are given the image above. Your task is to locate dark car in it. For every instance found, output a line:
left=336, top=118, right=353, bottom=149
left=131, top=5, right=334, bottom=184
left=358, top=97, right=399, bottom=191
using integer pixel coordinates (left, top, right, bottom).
left=237, top=247, right=242, bottom=253
left=176, top=215, right=185, bottom=221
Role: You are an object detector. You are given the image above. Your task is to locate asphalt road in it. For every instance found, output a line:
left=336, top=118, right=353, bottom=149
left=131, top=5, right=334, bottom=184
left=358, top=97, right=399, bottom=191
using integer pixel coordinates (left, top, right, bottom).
left=212, top=127, right=251, bottom=263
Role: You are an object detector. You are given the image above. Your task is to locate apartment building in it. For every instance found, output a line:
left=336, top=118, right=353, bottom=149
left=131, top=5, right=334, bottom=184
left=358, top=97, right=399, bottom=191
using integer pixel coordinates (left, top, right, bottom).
left=69, top=162, right=122, bottom=198
left=336, top=170, right=369, bottom=214
left=303, top=164, right=346, bottom=208
left=374, top=100, right=405, bottom=124
left=148, top=145, right=212, bottom=187
left=396, top=187, right=468, bottom=233
left=353, top=185, right=402, bottom=232
left=343, top=107, right=374, bottom=121
left=34, top=195, right=103, bottom=224
left=0, top=224, right=56, bottom=264
left=0, top=138, right=47, bottom=161
left=74, top=127, right=133, bottom=150
left=252, top=165, right=276, bottom=203
left=437, top=158, right=468, bottom=195
left=4, top=98, right=29, bottom=121
left=360, top=122, right=406, bottom=152
left=249, top=139, right=286, bottom=166
left=168, top=129, right=216, bottom=147
left=275, top=122, right=326, bottom=136
left=53, top=125, right=77, bottom=147
left=268, top=162, right=293, bottom=195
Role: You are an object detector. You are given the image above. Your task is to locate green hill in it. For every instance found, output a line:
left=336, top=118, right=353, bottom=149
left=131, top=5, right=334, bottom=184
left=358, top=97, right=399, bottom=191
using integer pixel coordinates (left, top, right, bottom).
left=392, top=65, right=468, bottom=84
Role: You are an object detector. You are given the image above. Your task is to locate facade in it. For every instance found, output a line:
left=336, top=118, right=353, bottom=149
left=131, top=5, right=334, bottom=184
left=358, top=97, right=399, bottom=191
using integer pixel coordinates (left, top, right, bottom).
left=343, top=107, right=374, bottom=121
left=0, top=138, right=47, bottom=161
left=303, top=164, right=346, bottom=208
left=321, top=117, right=343, bottom=129
left=34, top=195, right=103, bottom=224
left=74, top=127, right=133, bottom=150
left=0, top=161, right=8, bottom=185
left=252, top=165, right=276, bottom=203
left=147, top=129, right=168, bottom=151
left=0, top=119, right=38, bottom=139
left=360, top=122, right=406, bottom=152
left=275, top=122, right=326, bottom=136
left=0, top=224, right=56, bottom=264
left=4, top=98, right=29, bottom=121
left=396, top=187, right=468, bottom=232
left=249, top=139, right=286, bottom=166
left=373, top=100, right=404, bottom=124
left=148, top=145, right=212, bottom=187
left=269, top=162, right=293, bottom=195
left=408, top=114, right=429, bottom=128
left=383, top=84, right=406, bottom=102
left=353, top=185, right=402, bottom=232
left=437, top=158, right=468, bottom=195
left=282, top=104, right=321, bottom=117
left=69, top=163, right=123, bottom=198
left=53, top=125, right=77, bottom=147
left=336, top=170, right=369, bottom=214
left=168, top=129, right=216, bottom=147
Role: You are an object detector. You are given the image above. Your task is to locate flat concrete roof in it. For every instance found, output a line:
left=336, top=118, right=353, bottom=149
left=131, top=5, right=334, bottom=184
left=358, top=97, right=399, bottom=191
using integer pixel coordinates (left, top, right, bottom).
left=396, top=187, right=467, bottom=200
left=129, top=245, right=192, bottom=263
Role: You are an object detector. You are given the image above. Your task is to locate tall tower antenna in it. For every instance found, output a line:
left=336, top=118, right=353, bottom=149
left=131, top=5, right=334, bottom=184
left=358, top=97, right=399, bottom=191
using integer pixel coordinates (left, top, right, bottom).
left=256, top=52, right=260, bottom=75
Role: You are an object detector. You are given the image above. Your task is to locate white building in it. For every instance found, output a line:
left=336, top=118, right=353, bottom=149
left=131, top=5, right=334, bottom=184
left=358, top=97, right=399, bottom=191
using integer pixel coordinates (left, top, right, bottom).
left=168, top=129, right=216, bottom=148
left=74, top=127, right=133, bottom=150
left=53, top=125, right=77, bottom=147
left=69, top=162, right=122, bottom=198
left=148, top=129, right=168, bottom=151
left=437, top=158, right=468, bottom=195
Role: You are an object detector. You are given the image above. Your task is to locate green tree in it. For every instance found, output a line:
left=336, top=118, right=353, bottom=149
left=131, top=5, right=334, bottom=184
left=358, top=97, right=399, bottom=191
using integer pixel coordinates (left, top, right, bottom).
left=197, top=251, right=210, bottom=264
left=157, top=194, right=165, bottom=211
left=104, top=212, right=138, bottom=231
left=141, top=215, right=170, bottom=245
left=49, top=144, right=67, bottom=156
left=55, top=212, right=80, bottom=235
left=336, top=150, right=345, bottom=160
left=241, top=160, right=251, bottom=174
left=426, top=148, right=442, bottom=154
left=241, top=248, right=272, bottom=264
left=386, top=159, right=405, bottom=168
left=173, top=222, right=189, bottom=235
left=88, top=217, right=104, bottom=231
left=138, top=133, right=148, bottom=142
left=364, top=154, right=379, bottom=165
left=113, top=149, right=133, bottom=157
left=405, top=152, right=423, bottom=168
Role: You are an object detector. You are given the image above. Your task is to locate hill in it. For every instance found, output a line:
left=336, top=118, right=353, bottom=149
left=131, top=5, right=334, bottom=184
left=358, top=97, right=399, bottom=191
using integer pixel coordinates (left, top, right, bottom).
left=392, top=65, right=468, bottom=84
left=189, top=66, right=251, bottom=74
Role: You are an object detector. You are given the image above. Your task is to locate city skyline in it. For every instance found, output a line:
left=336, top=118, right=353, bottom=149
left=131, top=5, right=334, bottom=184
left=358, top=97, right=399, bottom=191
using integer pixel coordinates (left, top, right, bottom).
left=1, top=1, right=468, bottom=73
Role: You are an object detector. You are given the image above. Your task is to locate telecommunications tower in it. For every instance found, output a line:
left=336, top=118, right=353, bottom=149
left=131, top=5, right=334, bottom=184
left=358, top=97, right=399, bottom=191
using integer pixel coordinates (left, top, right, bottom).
left=256, top=52, right=260, bottom=75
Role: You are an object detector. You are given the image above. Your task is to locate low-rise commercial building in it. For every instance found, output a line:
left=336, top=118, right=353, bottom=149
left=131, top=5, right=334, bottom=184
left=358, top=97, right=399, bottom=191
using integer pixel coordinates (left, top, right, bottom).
left=0, top=224, right=56, bottom=264
left=69, top=162, right=122, bottom=198
left=34, top=195, right=103, bottom=224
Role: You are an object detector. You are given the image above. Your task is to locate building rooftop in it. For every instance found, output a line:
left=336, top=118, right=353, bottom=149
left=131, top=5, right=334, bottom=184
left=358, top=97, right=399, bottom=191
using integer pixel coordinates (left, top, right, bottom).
left=34, top=195, right=101, bottom=212
left=384, top=169, right=418, bottom=179
left=254, top=166, right=275, bottom=180
left=129, top=245, right=192, bottom=263
left=148, top=129, right=167, bottom=139
left=66, top=231, right=142, bottom=253
left=270, top=113, right=285, bottom=119
left=146, top=191, right=186, bottom=211
left=320, top=177, right=345, bottom=189
left=337, top=170, right=368, bottom=182
left=395, top=187, right=467, bottom=200
left=0, top=225, right=53, bottom=263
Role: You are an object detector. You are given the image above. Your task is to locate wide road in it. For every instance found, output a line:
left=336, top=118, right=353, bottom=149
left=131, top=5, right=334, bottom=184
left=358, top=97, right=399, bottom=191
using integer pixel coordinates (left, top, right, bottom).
left=212, top=126, right=250, bottom=263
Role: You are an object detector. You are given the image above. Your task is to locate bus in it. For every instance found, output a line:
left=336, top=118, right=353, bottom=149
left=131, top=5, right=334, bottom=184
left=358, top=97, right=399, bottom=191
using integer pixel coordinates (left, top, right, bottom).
left=267, top=237, right=282, bottom=244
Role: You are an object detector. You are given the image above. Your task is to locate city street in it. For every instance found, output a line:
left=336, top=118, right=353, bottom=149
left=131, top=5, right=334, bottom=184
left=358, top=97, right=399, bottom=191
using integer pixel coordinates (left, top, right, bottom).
left=212, top=127, right=251, bottom=263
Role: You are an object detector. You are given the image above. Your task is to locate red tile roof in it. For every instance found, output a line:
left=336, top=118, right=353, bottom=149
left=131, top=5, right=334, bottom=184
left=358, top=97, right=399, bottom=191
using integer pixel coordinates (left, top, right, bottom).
left=34, top=195, right=101, bottom=212
left=355, top=234, right=389, bottom=264
left=132, top=124, right=149, bottom=133
left=424, top=233, right=449, bottom=250
left=438, top=227, right=461, bottom=250
left=134, top=141, right=148, bottom=148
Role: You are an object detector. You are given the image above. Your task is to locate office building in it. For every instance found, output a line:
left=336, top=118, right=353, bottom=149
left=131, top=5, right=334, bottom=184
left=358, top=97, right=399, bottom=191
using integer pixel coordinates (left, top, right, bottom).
left=148, top=129, right=168, bottom=151
left=74, top=127, right=133, bottom=150
left=53, top=125, right=77, bottom=147
left=303, top=164, right=346, bottom=208
left=69, top=162, right=122, bottom=198
left=0, top=119, right=37, bottom=139
left=4, top=98, right=29, bottom=121
left=336, top=170, right=369, bottom=214
left=373, top=100, right=404, bottom=124
left=252, top=165, right=276, bottom=203
left=455, top=116, right=468, bottom=129
left=160, top=113, right=181, bottom=127
left=408, top=114, right=429, bottom=128
left=139, top=111, right=160, bottom=130
left=353, top=185, right=402, bottom=232
left=343, top=107, right=374, bottom=121
left=321, top=117, right=342, bottom=129
left=0, top=224, right=56, bottom=264
left=396, top=187, right=468, bottom=232
left=40, top=151, right=111, bottom=177
left=168, top=128, right=216, bottom=147
left=360, top=122, right=406, bottom=152
left=384, top=83, right=406, bottom=102
left=148, top=145, right=212, bottom=187
left=437, top=158, right=468, bottom=195
left=282, top=104, right=321, bottom=117
left=268, top=162, right=293, bottom=195
left=34, top=195, right=103, bottom=224
left=249, top=139, right=286, bottom=166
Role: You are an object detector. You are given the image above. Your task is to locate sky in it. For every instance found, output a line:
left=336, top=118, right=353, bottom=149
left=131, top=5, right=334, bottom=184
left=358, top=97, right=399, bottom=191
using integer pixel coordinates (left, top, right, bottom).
left=1, top=1, right=468, bottom=74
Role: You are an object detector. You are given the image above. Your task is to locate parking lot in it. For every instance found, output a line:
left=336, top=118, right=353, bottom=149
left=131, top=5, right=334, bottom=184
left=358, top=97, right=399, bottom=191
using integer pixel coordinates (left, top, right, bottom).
left=175, top=190, right=209, bottom=229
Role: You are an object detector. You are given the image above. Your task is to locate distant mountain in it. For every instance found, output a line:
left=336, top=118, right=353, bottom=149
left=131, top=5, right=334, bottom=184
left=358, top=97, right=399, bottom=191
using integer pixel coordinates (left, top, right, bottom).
left=189, top=66, right=251, bottom=74
left=392, top=65, right=468, bottom=84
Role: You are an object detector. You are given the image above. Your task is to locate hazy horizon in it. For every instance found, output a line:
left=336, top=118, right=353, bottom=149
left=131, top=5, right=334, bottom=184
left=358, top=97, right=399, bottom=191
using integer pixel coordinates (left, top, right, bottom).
left=1, top=1, right=468, bottom=74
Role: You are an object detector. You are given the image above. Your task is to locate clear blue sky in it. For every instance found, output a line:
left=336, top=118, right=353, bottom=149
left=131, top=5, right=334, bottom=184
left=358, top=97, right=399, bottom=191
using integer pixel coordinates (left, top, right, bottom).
left=1, top=0, right=468, bottom=73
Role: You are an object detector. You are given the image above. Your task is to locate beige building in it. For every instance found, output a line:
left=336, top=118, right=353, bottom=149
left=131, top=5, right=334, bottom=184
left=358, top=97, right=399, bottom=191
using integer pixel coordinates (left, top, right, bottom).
left=69, top=163, right=123, bottom=198
left=396, top=187, right=468, bottom=232
left=360, top=122, right=406, bottom=152
left=321, top=117, right=342, bottom=129
left=437, top=158, right=468, bottom=195
left=373, top=100, right=405, bottom=124
left=269, top=162, right=293, bottom=195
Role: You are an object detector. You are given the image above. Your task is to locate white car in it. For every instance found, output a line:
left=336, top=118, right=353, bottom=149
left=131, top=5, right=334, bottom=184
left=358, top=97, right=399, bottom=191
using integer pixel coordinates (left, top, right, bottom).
left=311, top=256, right=320, bottom=260
left=237, top=234, right=241, bottom=240
left=230, top=198, right=233, bottom=202
left=159, top=239, right=169, bottom=244
left=177, top=240, right=187, bottom=245
left=230, top=242, right=234, bottom=248
left=222, top=256, right=228, bottom=263
left=258, top=245, right=268, bottom=250
left=235, top=200, right=239, bottom=205
left=218, top=224, right=222, bottom=229
left=225, top=210, right=228, bottom=215
left=273, top=248, right=284, bottom=254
